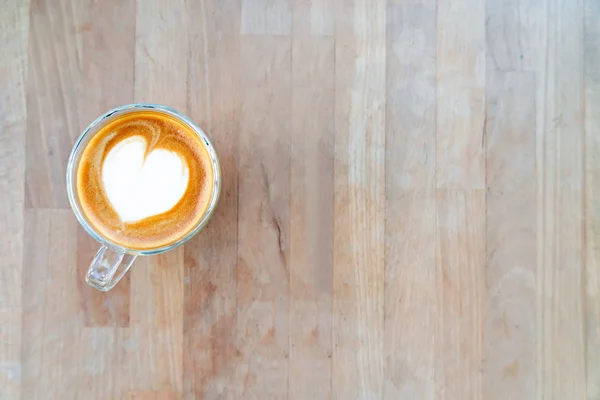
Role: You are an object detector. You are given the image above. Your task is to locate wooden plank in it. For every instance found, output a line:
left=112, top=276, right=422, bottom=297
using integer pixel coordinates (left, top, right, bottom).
left=435, top=190, right=485, bottom=399
left=385, top=191, right=436, bottom=399
left=76, top=0, right=136, bottom=123
left=22, top=210, right=83, bottom=398
left=435, top=0, right=486, bottom=397
left=0, top=1, right=29, bottom=398
left=289, top=32, right=335, bottom=399
left=535, top=0, right=586, bottom=398
left=584, top=0, right=600, bottom=396
left=22, top=210, right=51, bottom=399
left=333, top=1, right=386, bottom=399
left=486, top=0, right=542, bottom=71
left=384, top=3, right=436, bottom=399
left=76, top=327, right=125, bottom=399
left=25, top=0, right=83, bottom=208
left=236, top=35, right=291, bottom=398
left=127, top=251, right=184, bottom=393
left=484, top=71, right=536, bottom=399
left=385, top=2, right=436, bottom=190
left=182, top=0, right=241, bottom=398
left=241, top=0, right=292, bottom=36
left=436, top=0, right=486, bottom=189
left=134, top=0, right=189, bottom=110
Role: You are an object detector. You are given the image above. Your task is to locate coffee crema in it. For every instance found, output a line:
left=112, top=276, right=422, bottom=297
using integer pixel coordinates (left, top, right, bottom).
left=76, top=111, right=214, bottom=250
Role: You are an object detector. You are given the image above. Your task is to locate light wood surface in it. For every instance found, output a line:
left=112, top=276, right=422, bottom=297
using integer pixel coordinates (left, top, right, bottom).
left=1, top=0, right=599, bottom=398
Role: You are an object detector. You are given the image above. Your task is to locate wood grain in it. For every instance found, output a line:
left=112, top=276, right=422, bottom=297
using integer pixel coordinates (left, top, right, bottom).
left=486, top=0, right=542, bottom=71
left=536, top=0, right=587, bottom=398
left=436, top=190, right=485, bottom=399
left=292, top=0, right=334, bottom=37
left=22, top=210, right=81, bottom=398
left=384, top=3, right=436, bottom=399
left=289, top=18, right=334, bottom=399
left=134, top=0, right=188, bottom=111
left=128, top=252, right=184, bottom=394
left=241, top=0, right=292, bottom=36
left=25, top=0, right=83, bottom=208
left=333, top=1, right=386, bottom=399
left=435, top=0, right=486, bottom=397
left=236, top=34, right=291, bottom=398
left=0, top=1, right=29, bottom=398
left=585, top=1, right=600, bottom=398
left=2, top=0, right=600, bottom=398
left=484, top=71, right=536, bottom=399
left=436, top=0, right=486, bottom=189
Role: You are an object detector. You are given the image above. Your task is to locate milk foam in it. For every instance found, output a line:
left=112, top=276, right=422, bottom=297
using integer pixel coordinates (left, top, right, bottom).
left=101, top=136, right=189, bottom=222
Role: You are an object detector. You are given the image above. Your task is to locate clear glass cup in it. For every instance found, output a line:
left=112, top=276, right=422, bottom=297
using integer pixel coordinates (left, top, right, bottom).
left=66, top=104, right=221, bottom=292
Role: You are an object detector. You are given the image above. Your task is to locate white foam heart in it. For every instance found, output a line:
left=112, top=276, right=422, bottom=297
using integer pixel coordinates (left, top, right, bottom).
left=101, top=136, right=189, bottom=223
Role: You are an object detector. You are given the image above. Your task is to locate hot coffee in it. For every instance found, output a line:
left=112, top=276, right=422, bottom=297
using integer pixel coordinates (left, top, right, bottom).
left=75, top=110, right=215, bottom=250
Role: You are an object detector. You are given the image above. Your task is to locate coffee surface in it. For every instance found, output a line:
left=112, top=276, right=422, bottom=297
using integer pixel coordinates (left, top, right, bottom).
left=76, top=111, right=214, bottom=250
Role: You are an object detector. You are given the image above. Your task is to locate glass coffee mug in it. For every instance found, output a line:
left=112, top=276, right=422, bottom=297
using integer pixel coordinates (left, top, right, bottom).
left=66, top=104, right=221, bottom=292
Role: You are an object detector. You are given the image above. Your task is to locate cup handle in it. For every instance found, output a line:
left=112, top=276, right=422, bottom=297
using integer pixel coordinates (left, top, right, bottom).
left=86, top=245, right=136, bottom=292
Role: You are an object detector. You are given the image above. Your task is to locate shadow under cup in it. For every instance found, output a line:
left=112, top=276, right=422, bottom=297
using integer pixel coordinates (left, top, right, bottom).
left=66, top=104, right=221, bottom=292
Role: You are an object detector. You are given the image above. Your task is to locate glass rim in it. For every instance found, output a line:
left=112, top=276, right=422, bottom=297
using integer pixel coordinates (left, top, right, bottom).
left=66, top=103, right=221, bottom=256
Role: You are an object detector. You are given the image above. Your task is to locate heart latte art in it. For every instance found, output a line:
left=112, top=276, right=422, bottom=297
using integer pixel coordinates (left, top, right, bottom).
left=102, top=136, right=190, bottom=222
left=76, top=111, right=215, bottom=250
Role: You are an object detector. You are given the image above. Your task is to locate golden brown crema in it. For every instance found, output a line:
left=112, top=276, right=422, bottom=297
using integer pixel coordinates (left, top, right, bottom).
left=76, top=111, right=214, bottom=250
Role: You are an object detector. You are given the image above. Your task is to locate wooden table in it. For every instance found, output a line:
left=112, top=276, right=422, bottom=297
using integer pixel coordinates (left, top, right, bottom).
left=1, top=0, right=599, bottom=399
